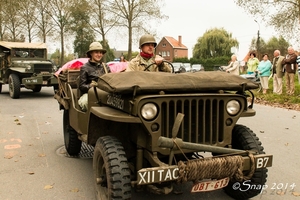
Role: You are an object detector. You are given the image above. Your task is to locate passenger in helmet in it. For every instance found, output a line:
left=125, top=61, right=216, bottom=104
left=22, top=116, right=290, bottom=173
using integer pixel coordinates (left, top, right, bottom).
left=126, top=34, right=172, bottom=72
left=78, top=41, right=110, bottom=111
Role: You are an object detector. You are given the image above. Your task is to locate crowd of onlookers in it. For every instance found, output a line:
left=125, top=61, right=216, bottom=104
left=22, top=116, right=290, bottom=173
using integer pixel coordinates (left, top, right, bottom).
left=223, top=46, right=300, bottom=96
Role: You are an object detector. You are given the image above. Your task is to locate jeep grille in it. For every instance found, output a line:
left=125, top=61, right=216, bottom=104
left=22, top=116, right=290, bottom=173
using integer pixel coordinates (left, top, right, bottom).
left=34, top=64, right=52, bottom=73
left=160, top=98, right=226, bottom=145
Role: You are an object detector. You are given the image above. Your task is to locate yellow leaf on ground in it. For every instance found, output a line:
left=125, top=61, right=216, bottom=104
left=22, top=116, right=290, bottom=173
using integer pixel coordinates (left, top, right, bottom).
left=276, top=191, right=285, bottom=195
left=292, top=192, right=300, bottom=196
left=38, top=154, right=46, bottom=157
left=44, top=185, right=54, bottom=190
left=70, top=188, right=79, bottom=192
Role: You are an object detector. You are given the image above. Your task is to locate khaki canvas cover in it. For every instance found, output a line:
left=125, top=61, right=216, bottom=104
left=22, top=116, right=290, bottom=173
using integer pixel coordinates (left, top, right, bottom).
left=97, top=71, right=259, bottom=94
left=0, top=41, right=47, bottom=49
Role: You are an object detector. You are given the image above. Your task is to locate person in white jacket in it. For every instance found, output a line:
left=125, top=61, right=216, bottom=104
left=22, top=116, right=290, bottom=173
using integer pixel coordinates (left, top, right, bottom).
left=222, top=54, right=240, bottom=75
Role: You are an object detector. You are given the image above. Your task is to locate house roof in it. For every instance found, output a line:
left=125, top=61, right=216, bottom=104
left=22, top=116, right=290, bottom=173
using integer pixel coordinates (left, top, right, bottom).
left=164, top=36, right=187, bottom=49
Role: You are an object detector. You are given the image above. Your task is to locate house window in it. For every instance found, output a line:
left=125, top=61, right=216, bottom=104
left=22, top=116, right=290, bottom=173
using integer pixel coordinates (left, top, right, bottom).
left=167, top=51, right=170, bottom=56
left=162, top=44, right=166, bottom=47
left=162, top=51, right=166, bottom=56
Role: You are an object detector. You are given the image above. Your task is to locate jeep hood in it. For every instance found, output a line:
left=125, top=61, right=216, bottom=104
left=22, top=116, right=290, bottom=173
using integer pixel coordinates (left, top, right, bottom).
left=97, top=71, right=259, bottom=94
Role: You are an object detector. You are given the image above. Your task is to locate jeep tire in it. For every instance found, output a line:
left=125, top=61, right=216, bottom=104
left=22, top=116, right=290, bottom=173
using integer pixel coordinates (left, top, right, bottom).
left=0, top=83, right=2, bottom=93
left=224, top=124, right=268, bottom=200
left=93, top=136, right=131, bottom=200
left=8, top=73, right=21, bottom=99
left=63, top=110, right=82, bottom=156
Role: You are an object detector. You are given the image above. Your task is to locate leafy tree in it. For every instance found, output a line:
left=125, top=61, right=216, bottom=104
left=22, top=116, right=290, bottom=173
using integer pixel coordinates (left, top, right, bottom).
left=193, top=28, right=239, bottom=59
left=70, top=0, right=95, bottom=58
left=100, top=40, right=115, bottom=62
left=247, top=36, right=289, bottom=60
left=107, top=0, right=168, bottom=59
left=234, top=0, right=300, bottom=42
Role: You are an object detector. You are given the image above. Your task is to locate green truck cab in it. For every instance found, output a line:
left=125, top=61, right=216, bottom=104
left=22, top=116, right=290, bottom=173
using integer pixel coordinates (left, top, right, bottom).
left=0, top=41, right=58, bottom=98
left=55, top=69, right=273, bottom=200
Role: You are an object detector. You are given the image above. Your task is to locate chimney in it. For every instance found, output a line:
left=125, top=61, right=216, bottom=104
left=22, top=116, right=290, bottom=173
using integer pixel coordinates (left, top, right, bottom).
left=178, top=35, right=182, bottom=46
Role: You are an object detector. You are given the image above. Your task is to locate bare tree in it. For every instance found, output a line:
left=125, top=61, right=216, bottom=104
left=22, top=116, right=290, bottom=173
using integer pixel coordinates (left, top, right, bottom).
left=0, top=0, right=7, bottom=40
left=87, top=0, right=119, bottom=61
left=234, top=0, right=300, bottom=43
left=2, top=1, right=25, bottom=41
left=107, top=0, right=168, bottom=58
left=31, top=0, right=54, bottom=43
left=48, top=0, right=75, bottom=65
left=18, top=0, right=38, bottom=42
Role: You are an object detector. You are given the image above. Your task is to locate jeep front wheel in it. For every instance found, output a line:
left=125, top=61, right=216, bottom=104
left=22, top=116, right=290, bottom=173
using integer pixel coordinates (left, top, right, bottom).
left=8, top=74, right=21, bottom=99
left=0, top=83, right=2, bottom=93
left=224, top=125, right=268, bottom=200
left=93, top=136, right=131, bottom=200
left=63, top=110, right=82, bottom=156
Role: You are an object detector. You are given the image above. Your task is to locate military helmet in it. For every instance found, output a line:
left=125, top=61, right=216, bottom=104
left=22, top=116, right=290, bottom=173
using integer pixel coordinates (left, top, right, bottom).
left=86, top=42, right=107, bottom=56
left=139, top=34, right=157, bottom=48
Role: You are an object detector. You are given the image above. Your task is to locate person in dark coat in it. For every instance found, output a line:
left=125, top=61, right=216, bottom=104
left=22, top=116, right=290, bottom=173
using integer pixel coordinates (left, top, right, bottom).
left=78, top=42, right=110, bottom=111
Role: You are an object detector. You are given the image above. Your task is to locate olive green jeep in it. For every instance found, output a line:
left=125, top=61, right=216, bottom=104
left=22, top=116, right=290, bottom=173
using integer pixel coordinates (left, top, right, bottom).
left=54, top=69, right=273, bottom=200
left=0, top=41, right=58, bottom=98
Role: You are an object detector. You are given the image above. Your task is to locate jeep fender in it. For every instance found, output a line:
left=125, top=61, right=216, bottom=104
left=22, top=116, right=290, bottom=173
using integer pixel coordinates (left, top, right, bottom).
left=90, top=106, right=141, bottom=123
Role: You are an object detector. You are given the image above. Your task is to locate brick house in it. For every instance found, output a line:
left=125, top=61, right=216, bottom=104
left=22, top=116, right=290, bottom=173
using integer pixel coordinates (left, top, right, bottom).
left=156, top=36, right=188, bottom=62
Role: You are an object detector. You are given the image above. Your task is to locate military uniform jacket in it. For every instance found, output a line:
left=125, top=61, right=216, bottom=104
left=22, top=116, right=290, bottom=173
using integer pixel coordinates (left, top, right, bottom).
left=126, top=54, right=171, bottom=72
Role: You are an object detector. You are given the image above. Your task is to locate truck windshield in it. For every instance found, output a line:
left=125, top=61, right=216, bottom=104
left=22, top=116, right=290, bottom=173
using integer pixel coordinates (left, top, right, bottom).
left=11, top=48, right=46, bottom=58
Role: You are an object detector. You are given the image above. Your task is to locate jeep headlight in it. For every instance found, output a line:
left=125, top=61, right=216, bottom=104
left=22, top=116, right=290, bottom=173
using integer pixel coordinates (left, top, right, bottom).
left=226, top=100, right=240, bottom=115
left=26, top=65, right=31, bottom=71
left=141, top=103, right=158, bottom=120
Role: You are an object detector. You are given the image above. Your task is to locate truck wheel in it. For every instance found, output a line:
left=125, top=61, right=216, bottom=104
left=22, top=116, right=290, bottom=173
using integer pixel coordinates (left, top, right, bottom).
left=93, top=136, right=131, bottom=200
left=224, top=125, right=268, bottom=200
left=63, top=110, right=82, bottom=156
left=32, top=85, right=42, bottom=92
left=8, top=74, right=21, bottom=99
left=0, top=83, right=2, bottom=93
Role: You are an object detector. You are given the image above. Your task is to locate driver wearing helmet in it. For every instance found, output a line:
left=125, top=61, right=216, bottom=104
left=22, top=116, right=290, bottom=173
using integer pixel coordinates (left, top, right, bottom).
left=126, top=34, right=171, bottom=72
left=78, top=41, right=110, bottom=111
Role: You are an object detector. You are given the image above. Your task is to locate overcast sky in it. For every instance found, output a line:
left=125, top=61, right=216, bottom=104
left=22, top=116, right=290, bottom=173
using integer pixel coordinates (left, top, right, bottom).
left=107, top=0, right=277, bottom=60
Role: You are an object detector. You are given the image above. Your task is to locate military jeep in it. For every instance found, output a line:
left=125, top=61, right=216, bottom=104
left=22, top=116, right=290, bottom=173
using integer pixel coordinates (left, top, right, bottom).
left=0, top=41, right=58, bottom=98
left=54, top=69, right=273, bottom=200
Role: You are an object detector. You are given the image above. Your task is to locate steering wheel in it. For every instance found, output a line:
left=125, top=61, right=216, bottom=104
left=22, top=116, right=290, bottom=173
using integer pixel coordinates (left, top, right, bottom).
left=144, top=61, right=174, bottom=73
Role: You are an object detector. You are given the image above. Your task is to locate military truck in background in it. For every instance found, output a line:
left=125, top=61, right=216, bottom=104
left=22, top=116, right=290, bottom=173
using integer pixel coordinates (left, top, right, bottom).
left=55, top=68, right=273, bottom=200
left=0, top=41, right=58, bottom=99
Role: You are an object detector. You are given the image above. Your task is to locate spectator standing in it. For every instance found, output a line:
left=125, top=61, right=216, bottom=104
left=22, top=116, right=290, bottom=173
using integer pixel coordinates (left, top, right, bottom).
left=120, top=55, right=127, bottom=62
left=247, top=52, right=259, bottom=74
left=126, top=34, right=171, bottom=72
left=272, top=50, right=285, bottom=94
left=282, top=46, right=297, bottom=95
left=296, top=51, right=300, bottom=84
left=222, top=54, right=240, bottom=75
left=257, top=53, right=272, bottom=94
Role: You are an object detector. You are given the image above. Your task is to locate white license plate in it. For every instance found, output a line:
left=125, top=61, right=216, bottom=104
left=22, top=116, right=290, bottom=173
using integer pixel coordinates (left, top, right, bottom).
left=191, top=177, right=229, bottom=193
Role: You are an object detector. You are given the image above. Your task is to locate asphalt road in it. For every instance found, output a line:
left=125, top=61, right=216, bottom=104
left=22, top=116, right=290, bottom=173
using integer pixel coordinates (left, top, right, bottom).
left=0, top=86, right=299, bottom=200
